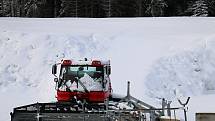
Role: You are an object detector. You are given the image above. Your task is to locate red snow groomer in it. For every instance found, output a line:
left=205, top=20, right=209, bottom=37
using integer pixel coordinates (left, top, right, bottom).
left=52, top=59, right=112, bottom=103
left=11, top=58, right=164, bottom=121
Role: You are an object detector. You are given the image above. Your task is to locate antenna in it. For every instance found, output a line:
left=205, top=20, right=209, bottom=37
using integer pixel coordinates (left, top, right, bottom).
left=127, top=81, right=130, bottom=97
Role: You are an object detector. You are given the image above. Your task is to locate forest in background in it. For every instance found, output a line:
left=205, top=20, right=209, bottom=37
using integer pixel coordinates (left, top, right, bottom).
left=0, top=0, right=215, bottom=17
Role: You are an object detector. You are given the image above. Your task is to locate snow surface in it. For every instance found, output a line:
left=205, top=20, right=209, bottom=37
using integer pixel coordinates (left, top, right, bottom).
left=1, top=17, right=215, bottom=121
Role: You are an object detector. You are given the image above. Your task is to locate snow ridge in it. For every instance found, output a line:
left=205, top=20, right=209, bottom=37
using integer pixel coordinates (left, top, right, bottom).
left=145, top=39, right=215, bottom=100
left=0, top=31, right=108, bottom=90
left=0, top=30, right=110, bottom=121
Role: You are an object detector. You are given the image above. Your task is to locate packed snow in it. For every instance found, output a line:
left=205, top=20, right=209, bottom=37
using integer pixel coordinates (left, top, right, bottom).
left=145, top=38, right=215, bottom=100
left=1, top=17, right=215, bottom=121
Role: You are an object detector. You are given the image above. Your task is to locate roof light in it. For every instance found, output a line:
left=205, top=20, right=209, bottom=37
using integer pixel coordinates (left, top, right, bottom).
left=92, top=60, right=101, bottom=66
left=62, top=60, right=72, bottom=65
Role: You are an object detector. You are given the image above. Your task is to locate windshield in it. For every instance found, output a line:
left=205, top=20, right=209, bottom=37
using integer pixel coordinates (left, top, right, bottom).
left=61, top=66, right=103, bottom=80
left=58, top=65, right=104, bottom=91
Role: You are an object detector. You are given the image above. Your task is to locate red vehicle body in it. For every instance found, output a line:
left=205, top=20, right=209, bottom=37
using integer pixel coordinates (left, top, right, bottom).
left=57, top=91, right=110, bottom=102
left=52, top=59, right=112, bottom=103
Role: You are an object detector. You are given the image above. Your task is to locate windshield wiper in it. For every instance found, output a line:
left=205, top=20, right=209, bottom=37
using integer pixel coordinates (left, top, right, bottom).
left=62, top=74, right=89, bottom=93
left=75, top=77, right=89, bottom=93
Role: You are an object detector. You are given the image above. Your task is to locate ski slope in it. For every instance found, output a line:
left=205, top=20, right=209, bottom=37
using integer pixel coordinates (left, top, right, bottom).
left=1, top=17, right=215, bottom=121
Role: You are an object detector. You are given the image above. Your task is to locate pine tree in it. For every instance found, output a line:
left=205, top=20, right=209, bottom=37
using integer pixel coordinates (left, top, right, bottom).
left=90, top=0, right=106, bottom=17
left=59, top=0, right=81, bottom=17
left=79, top=0, right=91, bottom=17
left=150, top=0, right=167, bottom=16
left=0, top=0, right=3, bottom=16
left=1, top=0, right=12, bottom=17
left=188, top=0, right=208, bottom=16
left=137, top=0, right=143, bottom=16
left=194, top=0, right=208, bottom=16
left=16, top=0, right=28, bottom=17
left=111, top=0, right=137, bottom=17
left=140, top=0, right=152, bottom=16
left=102, top=0, right=111, bottom=17
left=10, top=0, right=22, bottom=17
left=135, top=0, right=151, bottom=16
left=25, top=0, right=40, bottom=17
left=206, top=0, right=215, bottom=16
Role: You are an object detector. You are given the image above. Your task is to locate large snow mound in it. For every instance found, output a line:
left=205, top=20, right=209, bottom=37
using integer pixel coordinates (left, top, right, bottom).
left=0, top=30, right=110, bottom=121
left=145, top=38, right=215, bottom=100
left=1, top=17, right=215, bottom=121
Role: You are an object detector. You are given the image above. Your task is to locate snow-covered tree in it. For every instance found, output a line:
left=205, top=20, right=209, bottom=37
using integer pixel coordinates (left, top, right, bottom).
left=190, top=0, right=208, bottom=16
left=59, top=0, right=80, bottom=17
left=25, top=0, right=40, bottom=17
left=0, top=1, right=3, bottom=16
left=102, top=0, right=111, bottom=17
left=150, top=0, right=167, bottom=17
left=1, top=0, right=12, bottom=17
left=135, top=0, right=151, bottom=17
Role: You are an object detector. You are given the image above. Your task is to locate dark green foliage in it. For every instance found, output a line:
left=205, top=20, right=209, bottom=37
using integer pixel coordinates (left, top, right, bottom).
left=1, top=0, right=215, bottom=17
left=111, top=0, right=137, bottom=17
left=164, top=0, right=189, bottom=16
left=150, top=0, right=167, bottom=16
left=192, top=0, right=208, bottom=16
left=206, top=0, right=215, bottom=16
left=58, top=0, right=106, bottom=17
left=1, top=0, right=12, bottom=17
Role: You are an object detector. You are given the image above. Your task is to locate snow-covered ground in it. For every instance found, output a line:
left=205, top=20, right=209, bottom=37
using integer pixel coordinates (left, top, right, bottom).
left=1, top=17, right=215, bottom=121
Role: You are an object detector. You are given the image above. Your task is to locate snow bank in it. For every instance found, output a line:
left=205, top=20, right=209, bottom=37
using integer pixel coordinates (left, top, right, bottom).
left=145, top=38, right=215, bottom=100
left=0, top=30, right=109, bottom=121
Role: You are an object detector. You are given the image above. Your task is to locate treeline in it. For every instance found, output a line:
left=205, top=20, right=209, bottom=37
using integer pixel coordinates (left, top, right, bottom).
left=0, top=0, right=215, bottom=17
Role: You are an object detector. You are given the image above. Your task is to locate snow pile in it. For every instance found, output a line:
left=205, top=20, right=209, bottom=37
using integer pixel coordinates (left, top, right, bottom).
left=79, top=73, right=103, bottom=91
left=145, top=38, right=215, bottom=100
left=117, top=102, right=134, bottom=110
left=0, top=31, right=108, bottom=88
left=0, top=30, right=109, bottom=121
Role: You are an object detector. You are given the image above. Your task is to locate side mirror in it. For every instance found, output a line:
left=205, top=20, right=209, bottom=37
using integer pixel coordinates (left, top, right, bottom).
left=106, top=66, right=111, bottom=75
left=52, top=64, right=57, bottom=75
left=108, top=66, right=111, bottom=75
left=54, top=78, right=58, bottom=82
